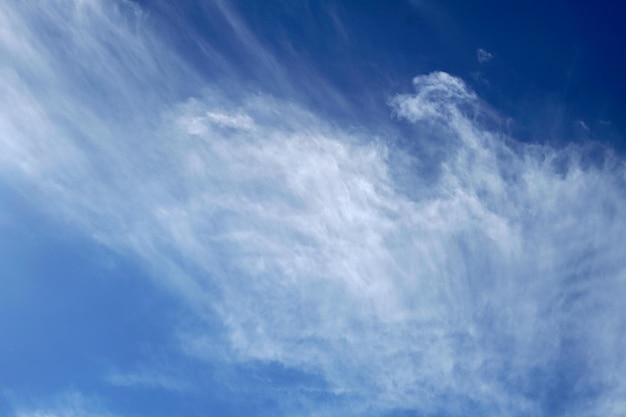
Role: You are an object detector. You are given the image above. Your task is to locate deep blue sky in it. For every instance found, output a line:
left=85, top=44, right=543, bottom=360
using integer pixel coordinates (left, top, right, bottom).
left=2, top=1, right=626, bottom=416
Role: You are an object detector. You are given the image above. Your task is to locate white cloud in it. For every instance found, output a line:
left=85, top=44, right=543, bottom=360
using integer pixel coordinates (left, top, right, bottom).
left=107, top=370, right=189, bottom=392
left=12, top=391, right=117, bottom=417
left=204, top=111, right=256, bottom=130
left=477, top=48, right=494, bottom=63
left=2, top=1, right=626, bottom=416
left=576, top=119, right=590, bottom=131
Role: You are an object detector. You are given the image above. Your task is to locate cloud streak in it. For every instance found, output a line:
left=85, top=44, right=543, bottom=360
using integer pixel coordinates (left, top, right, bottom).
left=2, top=1, right=626, bottom=416
left=10, top=391, right=118, bottom=417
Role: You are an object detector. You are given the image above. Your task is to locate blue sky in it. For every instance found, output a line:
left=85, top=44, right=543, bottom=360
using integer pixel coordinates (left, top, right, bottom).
left=2, top=1, right=626, bottom=416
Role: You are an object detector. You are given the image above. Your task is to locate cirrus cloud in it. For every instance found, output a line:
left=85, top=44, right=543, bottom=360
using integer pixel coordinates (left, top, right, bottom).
left=1, top=1, right=626, bottom=417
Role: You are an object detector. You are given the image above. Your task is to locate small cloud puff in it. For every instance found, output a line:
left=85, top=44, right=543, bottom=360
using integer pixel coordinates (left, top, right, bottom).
left=205, top=111, right=256, bottom=130
left=477, top=48, right=494, bottom=63
left=576, top=120, right=590, bottom=131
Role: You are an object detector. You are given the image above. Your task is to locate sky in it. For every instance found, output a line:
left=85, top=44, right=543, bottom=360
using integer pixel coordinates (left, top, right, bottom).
left=2, top=1, right=626, bottom=416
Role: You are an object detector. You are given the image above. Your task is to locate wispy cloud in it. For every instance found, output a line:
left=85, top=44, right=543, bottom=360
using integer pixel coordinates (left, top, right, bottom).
left=477, top=48, right=494, bottom=63
left=11, top=391, right=117, bottom=417
left=2, top=1, right=626, bottom=416
left=107, top=370, right=189, bottom=392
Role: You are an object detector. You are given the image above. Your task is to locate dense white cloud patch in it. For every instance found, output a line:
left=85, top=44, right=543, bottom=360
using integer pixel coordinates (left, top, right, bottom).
left=2, top=1, right=626, bottom=416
